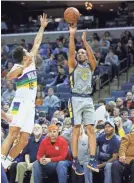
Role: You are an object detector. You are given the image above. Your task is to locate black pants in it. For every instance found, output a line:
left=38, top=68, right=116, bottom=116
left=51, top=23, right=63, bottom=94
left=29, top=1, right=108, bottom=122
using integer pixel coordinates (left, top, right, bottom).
left=71, top=169, right=84, bottom=183
left=7, top=162, right=17, bottom=183
left=112, top=160, right=134, bottom=183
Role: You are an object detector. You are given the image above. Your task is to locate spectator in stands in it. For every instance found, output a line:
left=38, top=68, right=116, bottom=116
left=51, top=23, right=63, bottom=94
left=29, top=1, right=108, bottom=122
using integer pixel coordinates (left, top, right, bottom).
left=47, top=65, right=68, bottom=87
left=53, top=41, right=68, bottom=55
left=130, top=109, right=134, bottom=124
left=41, top=123, right=48, bottom=137
left=117, top=2, right=129, bottom=16
left=57, top=19, right=68, bottom=31
left=121, top=31, right=132, bottom=45
left=104, top=31, right=112, bottom=42
left=128, top=10, right=134, bottom=26
left=92, top=33, right=100, bottom=41
left=36, top=54, right=46, bottom=76
left=1, top=53, right=9, bottom=70
left=32, top=124, right=71, bottom=183
left=1, top=40, right=9, bottom=54
left=112, top=131, right=134, bottom=183
left=43, top=88, right=60, bottom=118
left=113, top=107, right=120, bottom=118
left=114, top=41, right=125, bottom=60
left=2, top=61, right=14, bottom=78
left=44, top=54, right=58, bottom=74
left=114, top=117, right=125, bottom=138
left=115, top=97, right=124, bottom=109
left=55, top=120, right=63, bottom=134
left=64, top=117, right=72, bottom=129
left=27, top=16, right=35, bottom=27
left=123, top=92, right=134, bottom=109
left=1, top=17, right=8, bottom=34
left=16, top=124, right=44, bottom=183
left=2, top=102, right=10, bottom=113
left=72, top=125, right=92, bottom=183
left=100, top=36, right=110, bottom=56
left=37, top=112, right=50, bottom=126
left=105, top=48, right=119, bottom=79
left=20, top=39, right=29, bottom=50
left=125, top=39, right=134, bottom=65
left=35, top=91, right=44, bottom=106
left=121, top=110, right=132, bottom=134
left=96, top=120, right=120, bottom=183
left=91, top=39, right=101, bottom=54
left=1, top=80, right=15, bottom=103
left=132, top=85, right=134, bottom=99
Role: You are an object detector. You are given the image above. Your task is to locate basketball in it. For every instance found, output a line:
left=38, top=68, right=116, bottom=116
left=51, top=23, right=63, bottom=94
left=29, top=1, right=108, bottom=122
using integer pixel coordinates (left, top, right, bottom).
left=64, top=7, right=80, bottom=24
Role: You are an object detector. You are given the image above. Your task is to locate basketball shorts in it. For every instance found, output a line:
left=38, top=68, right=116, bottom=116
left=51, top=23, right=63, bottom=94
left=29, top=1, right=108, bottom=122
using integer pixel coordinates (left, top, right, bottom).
left=68, top=96, right=95, bottom=126
left=9, top=97, right=35, bottom=134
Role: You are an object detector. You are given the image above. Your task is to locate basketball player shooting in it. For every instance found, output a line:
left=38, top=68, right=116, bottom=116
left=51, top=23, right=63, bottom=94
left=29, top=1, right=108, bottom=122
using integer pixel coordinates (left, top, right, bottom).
left=1, top=13, right=49, bottom=169
left=68, top=25, right=99, bottom=174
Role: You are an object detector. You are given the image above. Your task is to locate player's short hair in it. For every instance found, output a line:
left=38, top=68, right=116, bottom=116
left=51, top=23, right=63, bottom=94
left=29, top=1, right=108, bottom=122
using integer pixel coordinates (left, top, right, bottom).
left=12, top=46, right=26, bottom=63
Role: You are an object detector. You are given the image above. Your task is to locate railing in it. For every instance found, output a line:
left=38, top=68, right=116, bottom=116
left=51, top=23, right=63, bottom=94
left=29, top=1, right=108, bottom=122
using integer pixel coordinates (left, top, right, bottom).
left=98, top=58, right=129, bottom=98
left=117, top=58, right=128, bottom=89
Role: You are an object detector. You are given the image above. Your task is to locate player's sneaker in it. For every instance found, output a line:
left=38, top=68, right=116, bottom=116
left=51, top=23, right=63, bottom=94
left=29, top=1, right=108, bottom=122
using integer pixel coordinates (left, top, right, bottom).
left=72, top=159, right=84, bottom=175
left=87, top=159, right=99, bottom=172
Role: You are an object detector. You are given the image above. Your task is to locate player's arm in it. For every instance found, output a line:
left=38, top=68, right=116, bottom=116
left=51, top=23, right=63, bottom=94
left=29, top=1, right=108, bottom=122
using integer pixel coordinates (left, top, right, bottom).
left=30, top=13, right=48, bottom=57
left=82, top=31, right=97, bottom=72
left=68, top=25, right=77, bottom=73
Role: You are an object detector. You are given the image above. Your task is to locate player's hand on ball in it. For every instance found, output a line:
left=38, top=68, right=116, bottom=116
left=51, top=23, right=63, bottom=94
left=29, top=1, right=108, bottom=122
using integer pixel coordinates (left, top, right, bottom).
left=82, top=31, right=87, bottom=42
left=40, top=13, right=49, bottom=28
left=69, top=24, right=77, bottom=36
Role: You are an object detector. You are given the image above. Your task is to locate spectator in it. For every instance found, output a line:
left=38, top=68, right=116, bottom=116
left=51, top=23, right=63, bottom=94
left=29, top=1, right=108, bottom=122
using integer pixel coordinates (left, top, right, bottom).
left=130, top=109, right=134, bottom=124
left=43, top=88, right=60, bottom=115
left=72, top=125, right=92, bottom=183
left=1, top=40, right=9, bottom=54
left=115, top=97, right=124, bottom=109
left=123, top=92, right=134, bottom=109
left=96, top=120, right=120, bottom=183
left=35, top=91, right=44, bottom=106
left=125, top=39, right=134, bottom=65
left=53, top=41, right=68, bottom=55
left=47, top=65, right=68, bottom=87
left=41, top=123, right=48, bottom=137
left=92, top=33, right=100, bottom=41
left=57, top=19, right=68, bottom=31
left=55, top=120, right=63, bottom=134
left=117, top=2, right=129, bottom=16
left=100, top=36, right=110, bottom=56
left=113, top=108, right=120, bottom=118
left=121, top=110, right=132, bottom=134
left=105, top=48, right=119, bottom=79
left=114, top=41, right=124, bottom=60
left=1, top=81, right=15, bottom=103
left=114, top=117, right=125, bottom=138
left=112, top=131, right=134, bottom=183
left=32, top=124, right=71, bottom=183
left=36, top=112, right=50, bottom=126
left=104, top=31, right=112, bottom=42
left=1, top=18, right=8, bottom=34
left=16, top=124, right=44, bottom=183
left=20, top=39, right=29, bottom=50
left=2, top=102, right=10, bottom=113
left=64, top=117, right=72, bottom=129
left=91, top=39, right=101, bottom=54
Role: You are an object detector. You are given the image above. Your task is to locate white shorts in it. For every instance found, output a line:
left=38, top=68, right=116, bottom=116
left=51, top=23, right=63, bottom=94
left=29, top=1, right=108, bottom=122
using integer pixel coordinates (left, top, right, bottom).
left=9, top=97, right=35, bottom=134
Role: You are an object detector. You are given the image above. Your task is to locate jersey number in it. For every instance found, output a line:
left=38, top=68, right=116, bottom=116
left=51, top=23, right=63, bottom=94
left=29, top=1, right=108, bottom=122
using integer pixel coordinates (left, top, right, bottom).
left=29, top=82, right=34, bottom=89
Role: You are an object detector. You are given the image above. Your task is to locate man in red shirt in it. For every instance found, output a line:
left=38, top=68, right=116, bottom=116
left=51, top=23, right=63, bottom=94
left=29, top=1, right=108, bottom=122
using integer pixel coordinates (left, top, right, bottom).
left=31, top=124, right=71, bottom=183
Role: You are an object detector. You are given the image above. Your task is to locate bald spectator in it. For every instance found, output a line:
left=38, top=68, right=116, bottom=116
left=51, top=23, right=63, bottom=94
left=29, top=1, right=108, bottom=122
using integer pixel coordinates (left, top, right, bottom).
left=123, top=92, right=134, bottom=109
left=112, top=130, right=134, bottom=183
left=1, top=81, right=15, bottom=103
left=32, top=124, right=71, bottom=183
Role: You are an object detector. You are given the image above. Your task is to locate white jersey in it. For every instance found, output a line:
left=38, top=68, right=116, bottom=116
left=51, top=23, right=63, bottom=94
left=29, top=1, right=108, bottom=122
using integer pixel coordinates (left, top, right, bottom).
left=13, top=60, right=37, bottom=101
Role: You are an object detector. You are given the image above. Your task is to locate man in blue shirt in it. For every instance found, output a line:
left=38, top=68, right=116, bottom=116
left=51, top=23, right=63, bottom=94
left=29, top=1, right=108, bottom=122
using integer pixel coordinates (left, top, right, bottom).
left=15, top=124, right=44, bottom=183
left=96, top=120, right=120, bottom=183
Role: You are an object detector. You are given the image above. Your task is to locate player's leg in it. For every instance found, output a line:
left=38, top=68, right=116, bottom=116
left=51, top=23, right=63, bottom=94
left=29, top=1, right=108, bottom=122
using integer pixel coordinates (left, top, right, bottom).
left=69, top=97, right=84, bottom=175
left=4, top=132, right=30, bottom=169
left=83, top=98, right=99, bottom=172
left=1, top=126, right=20, bottom=165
